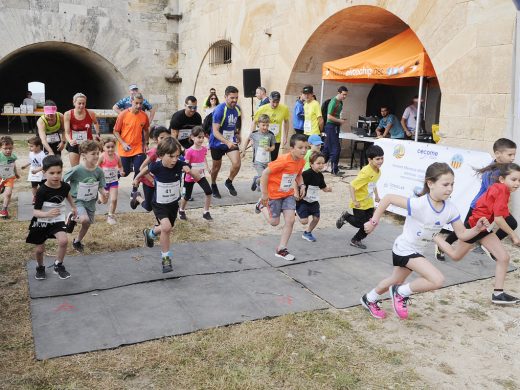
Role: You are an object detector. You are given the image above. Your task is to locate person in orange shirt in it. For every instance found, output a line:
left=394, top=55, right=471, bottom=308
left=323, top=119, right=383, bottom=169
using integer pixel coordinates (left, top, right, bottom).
left=256, top=133, right=308, bottom=261
left=113, top=93, right=150, bottom=194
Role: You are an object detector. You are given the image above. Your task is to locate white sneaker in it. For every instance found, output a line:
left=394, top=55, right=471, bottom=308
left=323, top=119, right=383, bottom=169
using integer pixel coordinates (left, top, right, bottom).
left=107, top=214, right=117, bottom=225
left=275, top=247, right=295, bottom=261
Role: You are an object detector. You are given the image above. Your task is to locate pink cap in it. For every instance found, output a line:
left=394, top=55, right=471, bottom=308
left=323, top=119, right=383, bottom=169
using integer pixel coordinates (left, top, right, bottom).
left=43, top=106, right=57, bottom=115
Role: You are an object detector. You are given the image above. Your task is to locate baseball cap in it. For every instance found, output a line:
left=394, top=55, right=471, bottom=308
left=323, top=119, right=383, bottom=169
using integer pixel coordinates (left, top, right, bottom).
left=270, top=91, right=281, bottom=101
left=302, top=85, right=313, bottom=94
left=308, top=134, right=323, bottom=145
left=128, top=84, right=138, bottom=91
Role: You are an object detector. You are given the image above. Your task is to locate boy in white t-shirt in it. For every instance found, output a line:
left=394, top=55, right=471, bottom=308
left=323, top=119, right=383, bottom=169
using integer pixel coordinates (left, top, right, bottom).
left=21, top=136, right=46, bottom=204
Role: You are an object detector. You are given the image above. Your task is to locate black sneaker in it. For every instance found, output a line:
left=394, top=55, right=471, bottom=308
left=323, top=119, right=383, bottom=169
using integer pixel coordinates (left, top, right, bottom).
left=255, top=200, right=263, bottom=214
left=53, top=262, right=71, bottom=279
left=72, top=239, right=84, bottom=253
left=491, top=292, right=520, bottom=305
left=162, top=256, right=173, bottom=273
left=65, top=212, right=76, bottom=233
left=202, top=211, right=213, bottom=221
left=336, top=211, right=350, bottom=229
left=212, top=184, right=221, bottom=199
left=178, top=210, right=187, bottom=220
left=350, top=239, right=367, bottom=250
left=435, top=244, right=445, bottom=261
left=130, top=191, right=141, bottom=210
left=251, top=176, right=258, bottom=191
left=225, top=180, right=237, bottom=196
left=143, top=228, right=154, bottom=248
left=35, top=265, right=46, bottom=280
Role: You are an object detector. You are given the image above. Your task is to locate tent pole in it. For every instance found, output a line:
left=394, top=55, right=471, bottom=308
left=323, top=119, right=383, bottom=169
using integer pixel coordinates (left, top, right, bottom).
left=423, top=79, right=429, bottom=122
left=320, top=79, right=325, bottom=103
left=415, top=76, right=424, bottom=142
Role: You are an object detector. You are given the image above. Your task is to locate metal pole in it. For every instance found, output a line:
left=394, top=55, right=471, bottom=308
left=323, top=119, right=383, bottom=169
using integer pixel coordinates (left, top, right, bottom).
left=320, top=79, right=325, bottom=103
left=423, top=78, right=429, bottom=127
left=414, top=76, right=424, bottom=142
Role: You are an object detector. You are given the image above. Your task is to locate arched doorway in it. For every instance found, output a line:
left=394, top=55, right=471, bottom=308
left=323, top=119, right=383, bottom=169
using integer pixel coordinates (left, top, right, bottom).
left=0, top=42, right=125, bottom=112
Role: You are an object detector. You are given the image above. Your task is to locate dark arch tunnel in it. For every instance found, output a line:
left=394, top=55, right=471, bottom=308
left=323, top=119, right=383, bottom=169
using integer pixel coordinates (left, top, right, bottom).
left=0, top=42, right=124, bottom=124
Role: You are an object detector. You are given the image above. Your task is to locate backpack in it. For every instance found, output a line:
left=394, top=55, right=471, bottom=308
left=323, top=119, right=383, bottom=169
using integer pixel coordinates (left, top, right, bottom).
left=202, top=106, right=242, bottom=136
left=321, top=98, right=331, bottom=122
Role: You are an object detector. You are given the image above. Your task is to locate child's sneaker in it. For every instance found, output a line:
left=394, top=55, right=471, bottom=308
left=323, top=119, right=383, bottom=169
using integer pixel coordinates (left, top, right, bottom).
left=53, top=262, right=71, bottom=279
left=275, top=247, right=295, bottom=261
left=491, top=292, right=520, bottom=305
left=481, top=245, right=496, bottom=261
left=350, top=239, right=367, bottom=250
left=389, top=285, right=409, bottom=319
left=130, top=191, right=141, bottom=210
left=0, top=209, right=9, bottom=219
left=302, top=231, right=316, bottom=242
left=107, top=214, right=117, bottom=225
left=35, top=265, right=46, bottom=280
left=178, top=210, right=187, bottom=220
left=360, top=294, right=386, bottom=319
left=65, top=212, right=76, bottom=233
left=255, top=200, right=263, bottom=214
left=202, top=211, right=213, bottom=221
left=72, top=239, right=84, bottom=253
left=336, top=211, right=350, bottom=229
left=162, top=256, right=173, bottom=273
left=143, top=228, right=154, bottom=248
left=435, top=244, right=445, bottom=261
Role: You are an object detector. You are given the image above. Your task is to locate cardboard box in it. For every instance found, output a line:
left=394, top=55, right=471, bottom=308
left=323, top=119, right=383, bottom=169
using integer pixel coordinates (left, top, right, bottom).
left=3, top=105, right=13, bottom=114
left=20, top=104, right=27, bottom=113
left=27, top=105, right=34, bottom=113
left=13, top=107, right=20, bottom=114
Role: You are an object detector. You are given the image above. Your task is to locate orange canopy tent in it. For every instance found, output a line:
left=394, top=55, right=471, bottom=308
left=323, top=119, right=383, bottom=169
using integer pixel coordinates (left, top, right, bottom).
left=320, top=28, right=436, bottom=141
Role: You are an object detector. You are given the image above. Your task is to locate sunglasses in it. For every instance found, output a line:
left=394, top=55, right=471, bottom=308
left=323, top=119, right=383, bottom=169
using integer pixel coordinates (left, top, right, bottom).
left=210, top=98, right=217, bottom=100
left=186, top=105, right=197, bottom=110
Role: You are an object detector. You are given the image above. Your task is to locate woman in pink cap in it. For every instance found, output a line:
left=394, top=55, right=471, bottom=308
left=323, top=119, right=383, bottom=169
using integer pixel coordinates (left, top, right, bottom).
left=37, top=100, right=65, bottom=156
left=64, top=92, right=100, bottom=167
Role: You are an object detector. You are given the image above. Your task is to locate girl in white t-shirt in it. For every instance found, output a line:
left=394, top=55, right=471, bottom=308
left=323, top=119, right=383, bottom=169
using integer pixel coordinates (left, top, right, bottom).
left=360, top=162, right=489, bottom=320
left=21, top=136, right=46, bottom=204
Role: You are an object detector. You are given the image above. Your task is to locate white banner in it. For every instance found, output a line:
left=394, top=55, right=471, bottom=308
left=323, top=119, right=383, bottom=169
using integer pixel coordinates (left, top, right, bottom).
left=374, top=139, right=493, bottom=227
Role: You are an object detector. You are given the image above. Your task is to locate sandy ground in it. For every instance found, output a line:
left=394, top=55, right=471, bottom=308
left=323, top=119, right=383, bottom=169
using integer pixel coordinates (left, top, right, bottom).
left=7, top=134, right=520, bottom=388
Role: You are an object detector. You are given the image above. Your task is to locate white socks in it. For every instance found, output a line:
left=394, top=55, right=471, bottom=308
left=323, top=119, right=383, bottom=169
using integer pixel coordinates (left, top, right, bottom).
left=366, top=289, right=379, bottom=302
left=397, top=283, right=413, bottom=297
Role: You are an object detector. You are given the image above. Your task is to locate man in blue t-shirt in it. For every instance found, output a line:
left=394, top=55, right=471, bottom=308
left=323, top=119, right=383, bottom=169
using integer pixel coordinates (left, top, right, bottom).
left=375, top=106, right=405, bottom=139
left=112, top=84, right=156, bottom=122
left=209, top=85, right=242, bottom=198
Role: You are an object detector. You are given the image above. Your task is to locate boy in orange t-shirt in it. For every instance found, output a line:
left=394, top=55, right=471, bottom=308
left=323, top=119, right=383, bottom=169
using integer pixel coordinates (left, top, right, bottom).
left=257, top=133, right=308, bottom=261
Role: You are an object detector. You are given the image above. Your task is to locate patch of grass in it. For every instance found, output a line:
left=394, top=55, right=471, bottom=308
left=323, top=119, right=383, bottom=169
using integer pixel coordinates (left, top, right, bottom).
left=494, top=378, right=518, bottom=390
left=463, top=307, right=489, bottom=321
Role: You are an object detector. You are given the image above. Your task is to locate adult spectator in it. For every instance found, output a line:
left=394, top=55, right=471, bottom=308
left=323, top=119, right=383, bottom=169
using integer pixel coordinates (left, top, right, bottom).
left=209, top=85, right=242, bottom=198
left=292, top=94, right=305, bottom=135
left=251, top=91, right=290, bottom=161
left=113, top=93, right=150, bottom=195
left=64, top=93, right=100, bottom=167
left=169, top=96, right=202, bottom=150
left=203, top=93, right=219, bottom=116
left=302, top=85, right=323, bottom=137
left=323, top=86, right=348, bottom=176
left=22, top=91, right=37, bottom=131
left=375, top=106, right=405, bottom=139
left=255, top=87, right=269, bottom=109
left=113, top=84, right=156, bottom=122
left=401, top=95, right=423, bottom=138
left=37, top=100, right=65, bottom=156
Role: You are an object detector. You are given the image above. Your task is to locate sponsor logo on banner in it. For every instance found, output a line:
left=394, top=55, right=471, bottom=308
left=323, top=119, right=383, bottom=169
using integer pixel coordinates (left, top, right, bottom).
left=451, top=154, right=464, bottom=169
left=416, top=148, right=438, bottom=160
left=393, top=144, right=405, bottom=159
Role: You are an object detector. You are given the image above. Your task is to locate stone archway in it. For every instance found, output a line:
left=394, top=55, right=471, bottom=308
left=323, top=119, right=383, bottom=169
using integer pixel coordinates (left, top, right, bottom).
left=0, top=42, right=125, bottom=112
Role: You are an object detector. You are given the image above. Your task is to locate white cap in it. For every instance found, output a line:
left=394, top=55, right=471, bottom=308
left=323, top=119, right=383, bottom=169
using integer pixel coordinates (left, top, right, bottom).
left=128, top=84, right=138, bottom=91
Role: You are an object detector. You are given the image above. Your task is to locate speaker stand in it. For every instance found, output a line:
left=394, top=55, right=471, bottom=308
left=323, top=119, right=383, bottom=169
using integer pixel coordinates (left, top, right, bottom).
left=251, top=97, right=254, bottom=119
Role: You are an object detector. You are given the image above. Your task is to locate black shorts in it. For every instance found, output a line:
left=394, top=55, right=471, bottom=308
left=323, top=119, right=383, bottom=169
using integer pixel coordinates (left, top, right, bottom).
left=48, top=141, right=62, bottom=156
left=462, top=221, right=491, bottom=244
left=296, top=201, right=320, bottom=219
left=66, top=143, right=80, bottom=154
left=210, top=145, right=238, bottom=161
left=392, top=251, right=423, bottom=268
left=26, top=221, right=67, bottom=245
left=31, top=181, right=43, bottom=188
left=152, top=201, right=179, bottom=226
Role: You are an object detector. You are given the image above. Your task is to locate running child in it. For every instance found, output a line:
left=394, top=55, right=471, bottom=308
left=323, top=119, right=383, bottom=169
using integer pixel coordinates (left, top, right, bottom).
left=26, top=155, right=77, bottom=280
left=437, top=137, right=517, bottom=260
left=130, top=126, right=171, bottom=212
left=297, top=152, right=332, bottom=242
left=64, top=140, right=108, bottom=252
left=336, top=145, right=384, bottom=249
left=179, top=126, right=213, bottom=221
left=0, top=136, right=20, bottom=219
left=134, top=137, right=200, bottom=273
left=240, top=114, right=275, bottom=192
left=256, top=133, right=308, bottom=261
left=360, top=162, right=489, bottom=319
left=304, top=134, right=323, bottom=171
left=20, top=136, right=46, bottom=204
left=98, top=137, right=125, bottom=225
left=434, top=162, right=520, bottom=305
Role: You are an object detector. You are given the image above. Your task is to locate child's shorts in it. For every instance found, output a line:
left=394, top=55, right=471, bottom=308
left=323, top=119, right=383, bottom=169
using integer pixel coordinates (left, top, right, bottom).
left=104, top=181, right=119, bottom=191
left=26, top=221, right=67, bottom=245
left=268, top=196, right=296, bottom=219
left=296, top=201, right=320, bottom=219
left=31, top=180, right=43, bottom=188
left=77, top=205, right=95, bottom=224
left=1, top=177, right=15, bottom=188
left=152, top=201, right=179, bottom=226
left=392, top=251, right=423, bottom=268
left=462, top=221, right=491, bottom=244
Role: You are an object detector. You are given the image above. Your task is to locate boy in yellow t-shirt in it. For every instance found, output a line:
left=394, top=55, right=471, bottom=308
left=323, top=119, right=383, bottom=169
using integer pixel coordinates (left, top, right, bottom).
left=336, top=145, right=384, bottom=249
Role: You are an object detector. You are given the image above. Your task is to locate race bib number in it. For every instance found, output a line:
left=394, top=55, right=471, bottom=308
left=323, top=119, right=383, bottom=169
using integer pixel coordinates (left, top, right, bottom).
left=223, top=130, right=235, bottom=142
left=72, top=131, right=88, bottom=144
left=255, top=147, right=270, bottom=164
left=156, top=180, right=180, bottom=204
left=46, top=132, right=61, bottom=143
left=37, top=201, right=66, bottom=224
left=0, top=162, right=15, bottom=179
left=103, top=168, right=118, bottom=184
left=304, top=185, right=320, bottom=202
left=269, top=124, right=280, bottom=136
left=178, top=129, right=191, bottom=140
left=27, top=169, right=43, bottom=182
left=420, top=224, right=441, bottom=243
left=191, top=162, right=205, bottom=178
left=280, top=173, right=296, bottom=192
left=77, top=181, right=99, bottom=201
left=303, top=120, right=312, bottom=134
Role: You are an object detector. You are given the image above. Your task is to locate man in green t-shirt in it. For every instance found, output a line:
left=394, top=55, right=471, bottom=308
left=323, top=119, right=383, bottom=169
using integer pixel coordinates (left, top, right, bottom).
left=323, top=86, right=348, bottom=176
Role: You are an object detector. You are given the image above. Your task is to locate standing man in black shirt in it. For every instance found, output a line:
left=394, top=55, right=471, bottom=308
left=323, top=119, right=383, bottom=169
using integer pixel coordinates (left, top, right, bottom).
left=169, top=96, right=202, bottom=150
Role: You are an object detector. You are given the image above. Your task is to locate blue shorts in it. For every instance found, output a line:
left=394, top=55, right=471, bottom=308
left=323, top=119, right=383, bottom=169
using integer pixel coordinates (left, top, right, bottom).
left=296, top=201, right=320, bottom=219
left=104, top=181, right=119, bottom=191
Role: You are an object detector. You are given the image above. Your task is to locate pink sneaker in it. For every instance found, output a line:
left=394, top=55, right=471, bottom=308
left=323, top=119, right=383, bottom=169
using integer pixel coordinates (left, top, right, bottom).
left=360, top=294, right=386, bottom=319
left=389, top=285, right=409, bottom=319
